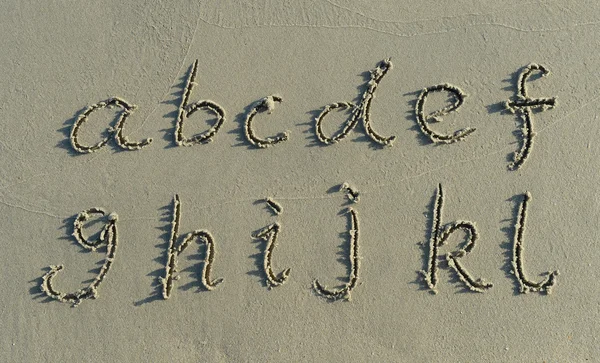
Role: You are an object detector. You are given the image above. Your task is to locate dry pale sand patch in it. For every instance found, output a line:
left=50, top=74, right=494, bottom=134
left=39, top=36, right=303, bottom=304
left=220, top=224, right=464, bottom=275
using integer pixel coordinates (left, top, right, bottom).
left=1, top=0, right=599, bottom=362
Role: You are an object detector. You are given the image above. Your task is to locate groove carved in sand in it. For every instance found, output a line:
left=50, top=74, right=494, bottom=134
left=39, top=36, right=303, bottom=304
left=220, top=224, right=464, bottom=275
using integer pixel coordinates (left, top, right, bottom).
left=510, top=192, right=559, bottom=294
left=253, top=198, right=290, bottom=288
left=253, top=222, right=291, bottom=289
left=265, top=197, right=283, bottom=216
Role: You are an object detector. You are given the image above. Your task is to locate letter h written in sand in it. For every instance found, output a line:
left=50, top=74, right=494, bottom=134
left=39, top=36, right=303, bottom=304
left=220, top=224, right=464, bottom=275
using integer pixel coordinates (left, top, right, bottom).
left=159, top=194, right=224, bottom=299
left=420, top=184, right=493, bottom=294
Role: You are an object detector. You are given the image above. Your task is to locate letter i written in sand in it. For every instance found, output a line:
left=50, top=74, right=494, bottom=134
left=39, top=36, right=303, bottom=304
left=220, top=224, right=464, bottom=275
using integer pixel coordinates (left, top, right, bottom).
left=252, top=197, right=290, bottom=289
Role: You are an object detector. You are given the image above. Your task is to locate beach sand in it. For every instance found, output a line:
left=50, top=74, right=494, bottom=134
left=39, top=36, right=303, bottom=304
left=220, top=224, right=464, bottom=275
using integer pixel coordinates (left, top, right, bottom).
left=1, top=1, right=599, bottom=361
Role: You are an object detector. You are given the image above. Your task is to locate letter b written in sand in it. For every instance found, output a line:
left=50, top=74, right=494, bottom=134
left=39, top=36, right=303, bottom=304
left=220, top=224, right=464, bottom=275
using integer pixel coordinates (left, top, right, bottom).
left=174, top=60, right=227, bottom=146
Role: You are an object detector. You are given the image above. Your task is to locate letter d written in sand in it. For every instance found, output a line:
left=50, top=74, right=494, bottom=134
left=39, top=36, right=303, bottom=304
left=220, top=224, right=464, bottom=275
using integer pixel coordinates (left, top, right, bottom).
left=314, top=59, right=396, bottom=147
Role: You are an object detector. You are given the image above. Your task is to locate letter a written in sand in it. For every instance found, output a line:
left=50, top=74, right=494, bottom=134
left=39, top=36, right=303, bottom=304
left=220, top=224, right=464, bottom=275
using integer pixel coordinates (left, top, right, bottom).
left=70, top=97, right=152, bottom=153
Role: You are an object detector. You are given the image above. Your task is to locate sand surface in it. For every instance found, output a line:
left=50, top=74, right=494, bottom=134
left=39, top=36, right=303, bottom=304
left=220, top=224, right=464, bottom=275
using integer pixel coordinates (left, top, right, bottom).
left=1, top=0, right=599, bottom=361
